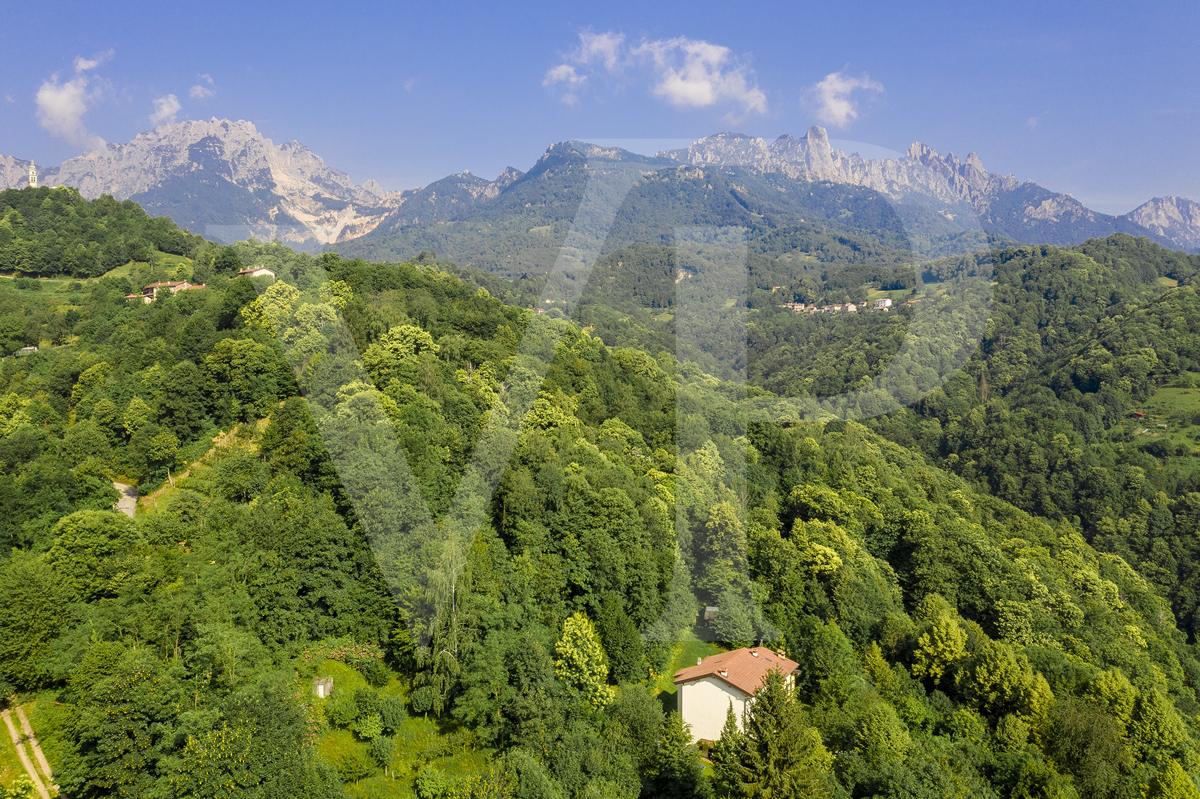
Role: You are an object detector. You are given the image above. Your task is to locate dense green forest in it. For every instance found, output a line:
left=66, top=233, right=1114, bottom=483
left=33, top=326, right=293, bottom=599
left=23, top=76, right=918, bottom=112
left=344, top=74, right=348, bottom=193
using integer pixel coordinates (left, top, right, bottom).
left=5, top=189, right=1200, bottom=798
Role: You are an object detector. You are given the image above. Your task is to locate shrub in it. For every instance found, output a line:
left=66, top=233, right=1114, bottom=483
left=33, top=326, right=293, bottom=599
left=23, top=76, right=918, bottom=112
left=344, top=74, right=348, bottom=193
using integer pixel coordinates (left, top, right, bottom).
left=354, top=687, right=381, bottom=716
left=358, top=656, right=389, bottom=687
left=326, top=691, right=359, bottom=728
left=380, top=697, right=408, bottom=731
left=370, top=734, right=394, bottom=768
left=352, top=712, right=383, bottom=740
left=335, top=746, right=374, bottom=784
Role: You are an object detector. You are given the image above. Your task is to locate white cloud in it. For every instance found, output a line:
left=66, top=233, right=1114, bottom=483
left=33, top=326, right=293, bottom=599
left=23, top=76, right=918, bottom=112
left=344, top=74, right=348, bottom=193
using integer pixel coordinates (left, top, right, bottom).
left=806, top=72, right=882, bottom=129
left=36, top=77, right=99, bottom=147
left=543, top=63, right=585, bottom=88
left=150, top=94, right=181, bottom=125
left=73, top=50, right=113, bottom=73
left=544, top=30, right=767, bottom=118
left=35, top=51, right=113, bottom=148
left=3, top=94, right=12, bottom=104
left=633, top=37, right=767, bottom=115
left=578, top=31, right=624, bottom=71
left=1027, top=116, right=1039, bottom=128
left=189, top=74, right=215, bottom=99
left=404, top=78, right=417, bottom=92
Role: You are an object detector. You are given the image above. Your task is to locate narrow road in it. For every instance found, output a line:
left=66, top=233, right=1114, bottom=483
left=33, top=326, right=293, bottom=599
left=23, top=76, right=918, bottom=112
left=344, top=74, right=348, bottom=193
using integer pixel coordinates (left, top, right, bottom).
left=113, top=482, right=137, bottom=518
left=15, top=706, right=53, bottom=788
left=1, top=710, right=48, bottom=799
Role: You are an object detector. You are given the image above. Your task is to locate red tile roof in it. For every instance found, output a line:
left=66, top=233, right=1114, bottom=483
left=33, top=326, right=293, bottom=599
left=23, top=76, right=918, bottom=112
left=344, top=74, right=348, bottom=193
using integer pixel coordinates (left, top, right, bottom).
left=673, top=647, right=799, bottom=696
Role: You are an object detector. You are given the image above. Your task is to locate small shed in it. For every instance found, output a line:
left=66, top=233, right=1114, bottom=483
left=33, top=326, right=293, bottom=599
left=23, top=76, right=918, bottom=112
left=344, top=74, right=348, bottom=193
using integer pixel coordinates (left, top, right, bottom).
left=17, top=346, right=38, bottom=355
left=703, top=605, right=720, bottom=622
left=313, top=676, right=334, bottom=699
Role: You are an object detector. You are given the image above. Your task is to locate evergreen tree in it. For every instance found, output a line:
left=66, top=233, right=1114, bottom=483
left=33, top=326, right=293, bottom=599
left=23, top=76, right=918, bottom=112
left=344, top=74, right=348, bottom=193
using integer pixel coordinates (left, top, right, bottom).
left=710, top=670, right=832, bottom=798
left=649, top=712, right=713, bottom=799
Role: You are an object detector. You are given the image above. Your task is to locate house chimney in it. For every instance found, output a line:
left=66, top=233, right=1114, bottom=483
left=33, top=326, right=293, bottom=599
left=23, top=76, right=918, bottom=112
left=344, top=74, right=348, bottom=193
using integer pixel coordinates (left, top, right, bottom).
left=697, top=657, right=702, bottom=666
left=751, top=649, right=758, bottom=657
left=720, top=669, right=728, bottom=677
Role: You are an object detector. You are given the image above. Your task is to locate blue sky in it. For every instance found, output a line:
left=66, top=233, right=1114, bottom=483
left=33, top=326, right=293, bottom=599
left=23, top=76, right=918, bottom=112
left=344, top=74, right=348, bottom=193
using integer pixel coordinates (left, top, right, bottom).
left=2, top=0, right=1197, bottom=214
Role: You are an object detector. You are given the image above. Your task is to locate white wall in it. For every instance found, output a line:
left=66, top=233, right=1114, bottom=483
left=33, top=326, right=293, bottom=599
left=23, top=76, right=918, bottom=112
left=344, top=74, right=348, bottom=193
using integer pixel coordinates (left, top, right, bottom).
left=678, top=676, right=748, bottom=743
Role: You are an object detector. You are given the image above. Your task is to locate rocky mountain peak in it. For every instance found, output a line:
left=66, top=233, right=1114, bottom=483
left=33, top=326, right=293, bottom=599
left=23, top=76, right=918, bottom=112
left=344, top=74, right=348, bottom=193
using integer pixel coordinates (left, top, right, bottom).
left=0, top=118, right=407, bottom=245
left=1127, top=196, right=1200, bottom=251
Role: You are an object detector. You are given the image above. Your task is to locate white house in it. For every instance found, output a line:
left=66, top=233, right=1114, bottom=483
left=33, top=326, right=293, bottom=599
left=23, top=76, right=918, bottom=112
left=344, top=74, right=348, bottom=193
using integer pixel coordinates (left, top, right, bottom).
left=234, top=266, right=276, bottom=279
left=673, top=647, right=800, bottom=743
left=873, top=298, right=893, bottom=309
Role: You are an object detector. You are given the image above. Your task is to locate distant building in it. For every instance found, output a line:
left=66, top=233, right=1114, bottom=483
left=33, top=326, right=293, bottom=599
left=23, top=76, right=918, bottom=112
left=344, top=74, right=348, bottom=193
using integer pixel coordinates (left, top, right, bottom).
left=777, top=302, right=806, bottom=313
left=130, top=280, right=206, bottom=304
left=873, top=298, right=893, bottom=309
left=673, top=647, right=800, bottom=743
left=17, top=346, right=38, bottom=356
left=844, top=302, right=857, bottom=313
left=28, top=160, right=37, bottom=189
left=313, top=676, right=334, bottom=699
left=235, top=267, right=276, bottom=279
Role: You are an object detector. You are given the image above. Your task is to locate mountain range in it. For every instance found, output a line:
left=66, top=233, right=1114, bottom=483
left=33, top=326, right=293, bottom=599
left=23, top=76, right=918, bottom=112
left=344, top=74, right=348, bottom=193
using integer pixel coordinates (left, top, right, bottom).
left=4, top=119, right=1200, bottom=258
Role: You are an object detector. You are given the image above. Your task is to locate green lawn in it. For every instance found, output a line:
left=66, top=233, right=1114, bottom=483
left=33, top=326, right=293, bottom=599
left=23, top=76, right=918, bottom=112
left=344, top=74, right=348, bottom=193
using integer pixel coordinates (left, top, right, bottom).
left=866, top=286, right=917, bottom=302
left=101, top=253, right=193, bottom=283
left=655, top=636, right=724, bottom=699
left=1143, top=385, right=1200, bottom=414
left=775, top=252, right=819, bottom=266
left=0, top=713, right=28, bottom=794
left=25, top=697, right=69, bottom=789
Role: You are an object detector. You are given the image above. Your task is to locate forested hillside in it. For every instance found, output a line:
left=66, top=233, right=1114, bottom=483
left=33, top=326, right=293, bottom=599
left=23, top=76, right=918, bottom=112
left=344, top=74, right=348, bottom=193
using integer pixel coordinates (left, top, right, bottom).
left=3, top=189, right=1200, bottom=798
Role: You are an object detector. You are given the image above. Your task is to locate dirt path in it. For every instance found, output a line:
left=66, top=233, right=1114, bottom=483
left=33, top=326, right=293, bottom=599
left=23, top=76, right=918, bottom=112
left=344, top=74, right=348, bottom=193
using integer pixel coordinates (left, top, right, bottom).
left=14, top=706, right=53, bottom=788
left=1, top=710, right=48, bottom=799
left=112, top=482, right=138, bottom=518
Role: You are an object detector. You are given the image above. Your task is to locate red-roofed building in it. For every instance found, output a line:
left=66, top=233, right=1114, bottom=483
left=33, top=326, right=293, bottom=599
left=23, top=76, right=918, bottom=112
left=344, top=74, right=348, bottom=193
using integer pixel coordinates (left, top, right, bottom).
left=673, top=647, right=799, bottom=742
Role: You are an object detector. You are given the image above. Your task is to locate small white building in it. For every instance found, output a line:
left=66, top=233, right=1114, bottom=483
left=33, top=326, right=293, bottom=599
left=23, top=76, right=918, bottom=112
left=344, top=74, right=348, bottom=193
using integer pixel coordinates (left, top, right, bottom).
left=673, top=647, right=800, bottom=743
left=873, top=298, right=893, bottom=309
left=235, top=266, right=276, bottom=279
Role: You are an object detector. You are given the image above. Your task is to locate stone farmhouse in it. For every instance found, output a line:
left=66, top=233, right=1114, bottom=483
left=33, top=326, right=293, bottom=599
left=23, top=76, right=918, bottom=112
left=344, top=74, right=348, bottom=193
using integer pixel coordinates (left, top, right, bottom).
left=125, top=280, right=206, bottom=304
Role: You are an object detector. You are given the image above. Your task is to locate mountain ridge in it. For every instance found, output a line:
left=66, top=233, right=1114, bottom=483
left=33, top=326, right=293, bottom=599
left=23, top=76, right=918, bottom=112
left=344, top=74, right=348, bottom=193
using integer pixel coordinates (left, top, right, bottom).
left=659, top=126, right=1188, bottom=249
left=5, top=119, right=1199, bottom=254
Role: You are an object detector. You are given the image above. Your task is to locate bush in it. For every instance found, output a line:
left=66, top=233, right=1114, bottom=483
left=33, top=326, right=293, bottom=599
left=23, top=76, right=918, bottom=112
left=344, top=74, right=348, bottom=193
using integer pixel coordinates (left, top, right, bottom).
left=358, top=656, right=390, bottom=687
left=335, top=746, right=374, bottom=784
left=354, top=687, right=381, bottom=716
left=380, top=697, right=408, bottom=731
left=415, top=765, right=449, bottom=799
left=210, top=450, right=268, bottom=503
left=352, top=712, right=383, bottom=740
left=370, top=735, right=394, bottom=768
left=326, top=691, right=359, bottom=728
